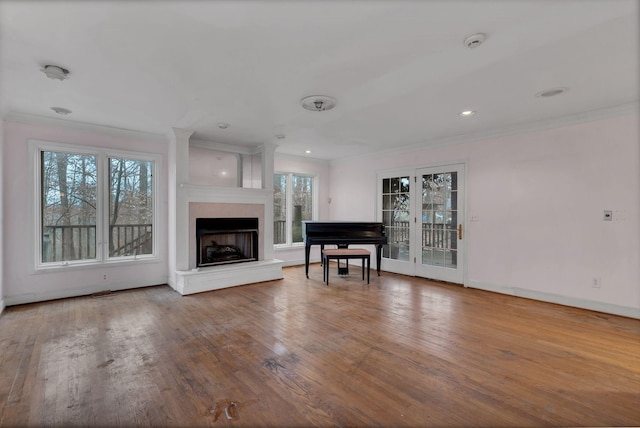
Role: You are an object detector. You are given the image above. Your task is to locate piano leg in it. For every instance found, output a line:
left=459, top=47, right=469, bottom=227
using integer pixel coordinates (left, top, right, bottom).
left=305, top=244, right=311, bottom=278
left=376, top=245, right=383, bottom=276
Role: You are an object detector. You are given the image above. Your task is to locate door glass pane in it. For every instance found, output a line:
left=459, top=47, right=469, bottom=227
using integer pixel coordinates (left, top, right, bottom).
left=109, top=158, right=154, bottom=257
left=41, top=151, right=97, bottom=262
left=382, top=176, right=410, bottom=261
left=421, top=171, right=458, bottom=268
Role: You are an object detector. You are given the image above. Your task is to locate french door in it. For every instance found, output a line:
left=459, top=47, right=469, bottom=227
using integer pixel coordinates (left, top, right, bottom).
left=378, top=163, right=465, bottom=284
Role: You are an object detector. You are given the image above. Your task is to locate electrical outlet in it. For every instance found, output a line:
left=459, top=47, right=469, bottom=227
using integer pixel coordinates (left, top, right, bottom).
left=603, top=210, right=612, bottom=221
left=103, top=274, right=107, bottom=280
left=592, top=277, right=601, bottom=288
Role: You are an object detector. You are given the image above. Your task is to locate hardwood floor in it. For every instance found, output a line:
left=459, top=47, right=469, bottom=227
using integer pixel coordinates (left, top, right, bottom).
left=1, top=265, right=638, bottom=427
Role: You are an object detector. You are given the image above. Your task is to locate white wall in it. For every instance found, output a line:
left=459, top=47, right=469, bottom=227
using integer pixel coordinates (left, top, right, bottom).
left=329, top=111, right=640, bottom=318
left=2, top=118, right=169, bottom=305
left=0, top=118, right=4, bottom=314
left=3, top=111, right=637, bottom=317
left=274, top=153, right=331, bottom=266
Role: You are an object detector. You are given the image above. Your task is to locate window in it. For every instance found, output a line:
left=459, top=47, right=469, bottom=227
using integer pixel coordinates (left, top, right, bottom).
left=33, top=141, right=159, bottom=268
left=273, top=173, right=315, bottom=246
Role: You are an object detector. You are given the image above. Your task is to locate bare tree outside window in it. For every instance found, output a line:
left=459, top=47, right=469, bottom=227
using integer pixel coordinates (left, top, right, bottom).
left=292, top=175, right=312, bottom=243
left=273, top=174, right=287, bottom=245
left=273, top=173, right=314, bottom=245
left=41, top=151, right=97, bottom=262
left=109, top=158, right=153, bottom=257
left=39, top=150, right=154, bottom=264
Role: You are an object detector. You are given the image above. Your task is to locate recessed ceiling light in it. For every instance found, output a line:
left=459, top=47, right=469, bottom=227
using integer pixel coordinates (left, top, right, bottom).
left=305, top=149, right=311, bottom=154
left=51, top=106, right=72, bottom=115
left=41, top=65, right=69, bottom=81
left=535, top=87, right=569, bottom=98
left=275, top=134, right=286, bottom=140
left=458, top=110, right=475, bottom=117
left=300, top=95, right=337, bottom=111
left=217, top=122, right=229, bottom=129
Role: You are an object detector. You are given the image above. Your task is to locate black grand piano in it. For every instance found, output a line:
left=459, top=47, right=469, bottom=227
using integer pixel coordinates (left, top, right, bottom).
left=302, top=221, right=387, bottom=278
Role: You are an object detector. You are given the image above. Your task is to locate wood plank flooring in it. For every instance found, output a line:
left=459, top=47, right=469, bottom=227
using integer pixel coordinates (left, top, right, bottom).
left=0, top=265, right=639, bottom=427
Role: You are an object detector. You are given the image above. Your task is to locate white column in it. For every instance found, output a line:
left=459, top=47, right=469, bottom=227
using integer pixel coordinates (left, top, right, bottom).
left=168, top=128, right=194, bottom=287
left=261, top=142, right=278, bottom=190
left=235, top=153, right=243, bottom=188
left=261, top=142, right=278, bottom=260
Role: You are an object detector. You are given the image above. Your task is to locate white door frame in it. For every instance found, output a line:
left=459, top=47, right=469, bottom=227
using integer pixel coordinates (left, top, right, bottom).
left=376, top=163, right=467, bottom=284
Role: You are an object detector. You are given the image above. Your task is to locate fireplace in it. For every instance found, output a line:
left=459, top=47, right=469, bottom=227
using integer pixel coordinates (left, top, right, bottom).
left=196, top=218, right=258, bottom=268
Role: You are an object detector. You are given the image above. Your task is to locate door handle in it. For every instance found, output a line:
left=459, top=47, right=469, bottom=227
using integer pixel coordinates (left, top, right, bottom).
left=458, top=224, right=463, bottom=240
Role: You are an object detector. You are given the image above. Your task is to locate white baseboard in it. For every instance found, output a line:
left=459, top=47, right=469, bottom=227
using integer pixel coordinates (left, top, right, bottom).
left=281, top=258, right=306, bottom=267
left=0, top=298, right=5, bottom=316
left=466, top=280, right=640, bottom=319
left=4, top=276, right=169, bottom=307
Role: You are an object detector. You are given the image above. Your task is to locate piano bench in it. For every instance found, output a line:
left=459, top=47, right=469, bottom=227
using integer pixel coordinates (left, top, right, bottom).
left=322, top=248, right=370, bottom=285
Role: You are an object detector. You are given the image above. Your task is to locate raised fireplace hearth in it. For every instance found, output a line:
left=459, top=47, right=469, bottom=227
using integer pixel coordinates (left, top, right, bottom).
left=196, top=217, right=258, bottom=267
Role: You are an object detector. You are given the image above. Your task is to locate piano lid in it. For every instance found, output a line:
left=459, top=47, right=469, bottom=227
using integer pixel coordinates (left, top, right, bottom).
left=302, top=221, right=386, bottom=238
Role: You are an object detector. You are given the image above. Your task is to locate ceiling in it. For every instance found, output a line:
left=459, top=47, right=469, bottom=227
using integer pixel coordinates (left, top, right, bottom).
left=1, top=0, right=638, bottom=160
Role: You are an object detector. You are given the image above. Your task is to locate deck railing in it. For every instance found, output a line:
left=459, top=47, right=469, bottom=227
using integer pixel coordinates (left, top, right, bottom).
left=384, top=221, right=454, bottom=249
left=42, top=224, right=152, bottom=262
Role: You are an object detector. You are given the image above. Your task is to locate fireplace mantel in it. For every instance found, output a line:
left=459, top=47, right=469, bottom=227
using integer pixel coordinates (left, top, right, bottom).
left=168, top=129, right=283, bottom=295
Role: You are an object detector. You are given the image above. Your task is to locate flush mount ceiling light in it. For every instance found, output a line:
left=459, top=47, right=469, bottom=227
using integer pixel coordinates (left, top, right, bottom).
left=217, top=122, right=229, bottom=129
left=41, top=65, right=70, bottom=81
left=305, top=149, right=311, bottom=154
left=535, top=87, right=569, bottom=98
left=464, top=33, right=486, bottom=49
left=275, top=134, right=286, bottom=140
left=300, top=95, right=337, bottom=112
left=458, top=110, right=476, bottom=117
left=51, top=106, right=72, bottom=115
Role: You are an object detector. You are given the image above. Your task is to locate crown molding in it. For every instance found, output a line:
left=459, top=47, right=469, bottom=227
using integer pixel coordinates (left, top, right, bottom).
left=274, top=152, right=331, bottom=166
left=190, top=138, right=264, bottom=155
left=3, top=111, right=168, bottom=143
left=331, top=101, right=640, bottom=166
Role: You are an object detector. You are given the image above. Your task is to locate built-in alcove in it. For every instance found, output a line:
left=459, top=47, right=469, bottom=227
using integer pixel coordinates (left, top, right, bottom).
left=188, top=146, right=262, bottom=188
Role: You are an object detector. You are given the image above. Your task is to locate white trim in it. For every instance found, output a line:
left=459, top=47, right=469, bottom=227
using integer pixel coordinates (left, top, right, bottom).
left=331, top=101, right=640, bottom=166
left=0, top=298, right=5, bottom=316
left=28, top=139, right=163, bottom=271
left=5, top=111, right=168, bottom=143
left=273, top=171, right=317, bottom=247
left=4, top=276, right=168, bottom=307
left=189, top=138, right=262, bottom=155
left=275, top=152, right=331, bottom=166
left=375, top=162, right=468, bottom=284
left=467, top=280, right=640, bottom=320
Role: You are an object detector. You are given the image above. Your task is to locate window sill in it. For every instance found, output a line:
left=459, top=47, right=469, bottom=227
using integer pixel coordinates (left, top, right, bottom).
left=274, top=243, right=305, bottom=251
left=33, top=256, right=160, bottom=274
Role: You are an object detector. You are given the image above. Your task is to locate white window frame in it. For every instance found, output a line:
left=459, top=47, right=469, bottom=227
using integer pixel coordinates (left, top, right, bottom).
left=29, top=139, right=162, bottom=271
left=273, top=172, right=318, bottom=248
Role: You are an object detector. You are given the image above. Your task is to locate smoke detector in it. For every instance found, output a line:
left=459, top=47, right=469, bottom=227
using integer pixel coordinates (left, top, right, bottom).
left=300, top=95, right=337, bottom=112
left=464, top=33, right=486, bottom=49
left=41, top=65, right=70, bottom=81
